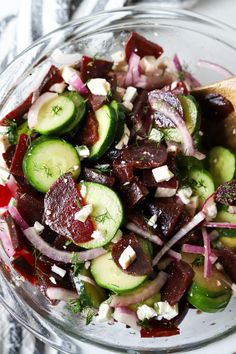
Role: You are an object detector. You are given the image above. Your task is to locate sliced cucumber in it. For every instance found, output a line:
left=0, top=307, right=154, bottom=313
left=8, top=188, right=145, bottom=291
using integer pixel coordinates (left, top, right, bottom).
left=34, top=94, right=77, bottom=135
left=60, top=91, right=86, bottom=134
left=216, top=210, right=236, bottom=223
left=17, top=121, right=31, bottom=142
left=110, top=100, right=125, bottom=143
left=23, top=137, right=80, bottom=193
left=126, top=281, right=161, bottom=311
left=78, top=182, right=123, bottom=249
left=208, top=146, right=236, bottom=187
left=91, top=252, right=147, bottom=293
left=163, top=95, right=200, bottom=142
left=218, top=228, right=236, bottom=251
left=189, top=169, right=215, bottom=206
left=89, top=105, right=117, bottom=161
left=74, top=267, right=107, bottom=308
left=187, top=290, right=231, bottom=313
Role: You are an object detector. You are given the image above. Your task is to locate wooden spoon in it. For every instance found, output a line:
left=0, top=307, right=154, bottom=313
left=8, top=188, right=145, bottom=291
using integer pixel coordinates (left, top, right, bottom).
left=191, top=77, right=236, bottom=151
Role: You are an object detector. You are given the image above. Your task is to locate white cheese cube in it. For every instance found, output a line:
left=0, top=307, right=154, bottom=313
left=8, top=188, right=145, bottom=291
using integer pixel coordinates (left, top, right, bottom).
left=122, top=101, right=133, bottom=112
left=80, top=184, right=87, bottom=198
left=111, top=51, right=127, bottom=72
left=152, top=165, right=174, bottom=183
left=137, top=304, right=157, bottom=321
left=155, top=186, right=177, bottom=198
left=96, top=302, right=113, bottom=323
left=76, top=145, right=90, bottom=159
left=61, top=65, right=77, bottom=84
left=49, top=82, right=67, bottom=93
left=118, top=245, right=136, bottom=270
left=149, top=128, right=163, bottom=143
left=147, top=214, right=158, bottom=228
left=186, top=195, right=199, bottom=215
left=91, top=230, right=105, bottom=242
left=154, top=301, right=178, bottom=320
left=87, top=78, right=111, bottom=96
left=206, top=202, right=217, bottom=220
left=115, top=124, right=130, bottom=150
left=140, top=56, right=158, bottom=74
left=51, top=264, right=66, bottom=278
left=34, top=221, right=45, bottom=234
left=115, top=86, right=126, bottom=100
left=167, top=143, right=180, bottom=153
left=74, top=204, right=93, bottom=222
left=123, top=86, right=137, bottom=103
left=49, top=276, right=57, bottom=285
left=177, top=187, right=193, bottom=205
left=112, top=229, right=123, bottom=243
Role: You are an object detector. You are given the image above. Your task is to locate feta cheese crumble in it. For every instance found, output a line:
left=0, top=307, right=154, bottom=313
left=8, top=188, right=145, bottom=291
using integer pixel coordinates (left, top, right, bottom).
left=96, top=302, right=113, bottom=323
left=33, top=221, right=45, bottom=234
left=123, top=86, right=137, bottom=103
left=91, top=230, right=105, bottom=242
left=155, top=186, right=177, bottom=198
left=51, top=264, right=66, bottom=278
left=152, top=165, right=174, bottom=183
left=147, top=214, right=158, bottom=228
left=205, top=202, right=218, bottom=220
left=76, top=145, right=90, bottom=159
left=80, top=184, right=87, bottom=198
left=49, top=276, right=57, bottom=285
left=118, top=245, right=136, bottom=270
left=115, top=124, right=130, bottom=150
left=61, top=65, right=77, bottom=84
left=87, top=78, right=111, bottom=96
left=154, top=301, right=178, bottom=320
left=148, top=128, right=163, bottom=143
left=137, top=304, right=157, bottom=321
left=74, top=204, right=93, bottom=222
left=177, top=187, right=193, bottom=205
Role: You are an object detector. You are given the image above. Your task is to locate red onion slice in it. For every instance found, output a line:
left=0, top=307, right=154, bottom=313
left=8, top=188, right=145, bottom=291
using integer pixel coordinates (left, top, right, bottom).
left=110, top=271, right=167, bottom=307
left=182, top=243, right=217, bottom=264
left=123, top=52, right=141, bottom=87
left=197, top=59, right=233, bottom=78
left=126, top=222, right=181, bottom=261
left=51, top=49, right=82, bottom=66
left=152, top=211, right=205, bottom=266
left=23, top=227, right=106, bottom=263
left=204, top=222, right=236, bottom=229
left=202, top=227, right=212, bottom=278
left=0, top=222, right=15, bottom=257
left=69, top=73, right=89, bottom=95
left=28, top=92, right=57, bottom=129
left=173, top=54, right=200, bottom=88
left=6, top=175, right=18, bottom=198
left=46, top=287, right=79, bottom=301
left=8, top=205, right=29, bottom=230
left=113, top=307, right=140, bottom=331
left=173, top=54, right=182, bottom=72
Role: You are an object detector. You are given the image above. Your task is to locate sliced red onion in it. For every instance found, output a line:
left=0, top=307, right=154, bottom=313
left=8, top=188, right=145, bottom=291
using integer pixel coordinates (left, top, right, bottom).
left=69, top=73, right=89, bottom=95
left=46, top=287, right=79, bottom=301
left=113, top=307, right=140, bottom=331
left=0, top=222, right=15, bottom=257
left=123, top=52, right=141, bottom=87
left=51, top=49, right=82, bottom=66
left=110, top=271, right=167, bottom=307
left=23, top=227, right=106, bottom=263
left=6, top=175, right=18, bottom=198
left=197, top=59, right=233, bottom=78
left=28, top=92, right=57, bottom=129
left=8, top=205, right=29, bottom=230
left=126, top=222, right=181, bottom=260
left=173, top=54, right=182, bottom=72
left=202, top=227, right=212, bottom=278
left=152, top=211, right=205, bottom=266
left=148, top=92, right=195, bottom=156
left=182, top=243, right=217, bottom=264
left=204, top=222, right=236, bottom=229
left=49, top=82, right=67, bottom=93
left=183, top=71, right=201, bottom=89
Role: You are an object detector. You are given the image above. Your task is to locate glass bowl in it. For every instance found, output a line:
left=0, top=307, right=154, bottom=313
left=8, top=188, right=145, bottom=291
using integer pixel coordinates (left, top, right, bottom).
left=0, top=6, right=236, bottom=354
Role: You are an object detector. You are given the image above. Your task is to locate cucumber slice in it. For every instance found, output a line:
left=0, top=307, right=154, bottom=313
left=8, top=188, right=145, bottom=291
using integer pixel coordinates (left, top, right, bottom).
left=89, top=105, right=117, bottom=161
left=189, top=168, right=215, bottom=206
left=110, top=100, right=125, bottom=143
left=34, top=95, right=76, bottom=135
left=60, top=91, right=86, bottom=134
left=187, top=290, right=231, bottom=313
left=163, top=95, right=200, bottom=142
left=91, top=252, right=147, bottom=293
left=216, top=210, right=236, bottom=223
left=74, top=267, right=107, bottom=308
left=78, top=182, right=123, bottom=249
left=23, top=137, right=80, bottom=193
left=218, top=228, right=236, bottom=251
left=208, top=146, right=236, bottom=187
left=126, top=281, right=161, bottom=311
left=17, top=121, right=31, bottom=142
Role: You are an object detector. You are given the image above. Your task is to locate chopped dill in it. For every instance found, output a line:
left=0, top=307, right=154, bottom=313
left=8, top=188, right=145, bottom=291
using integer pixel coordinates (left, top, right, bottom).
left=93, top=210, right=112, bottom=224
left=51, top=105, right=62, bottom=115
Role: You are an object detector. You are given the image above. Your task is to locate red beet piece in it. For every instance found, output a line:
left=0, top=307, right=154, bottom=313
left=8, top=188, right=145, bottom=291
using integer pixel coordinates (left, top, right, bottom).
left=113, top=159, right=134, bottom=185
left=112, top=233, right=152, bottom=275
left=163, top=81, right=189, bottom=95
left=217, top=246, right=236, bottom=283
left=132, top=91, right=153, bottom=137
left=39, top=65, right=63, bottom=94
left=195, top=93, right=234, bottom=121
left=83, top=167, right=115, bottom=187
left=0, top=93, right=33, bottom=126
left=10, top=134, right=28, bottom=177
left=88, top=94, right=106, bottom=112
left=79, top=112, right=99, bottom=147
left=215, top=180, right=236, bottom=206
left=161, top=260, right=194, bottom=306
left=0, top=184, right=12, bottom=207
left=16, top=190, right=44, bottom=225
left=2, top=211, right=24, bottom=253
left=122, top=141, right=167, bottom=169
left=125, top=32, right=163, bottom=61
left=80, top=56, right=113, bottom=82
left=140, top=320, right=180, bottom=338
left=148, top=200, right=184, bottom=237
left=12, top=248, right=39, bottom=284
left=2, top=145, right=15, bottom=168
left=44, top=174, right=94, bottom=244
left=121, top=178, right=148, bottom=208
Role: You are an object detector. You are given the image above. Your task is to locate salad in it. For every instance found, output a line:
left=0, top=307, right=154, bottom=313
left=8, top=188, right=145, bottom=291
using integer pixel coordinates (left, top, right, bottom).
left=0, top=31, right=236, bottom=338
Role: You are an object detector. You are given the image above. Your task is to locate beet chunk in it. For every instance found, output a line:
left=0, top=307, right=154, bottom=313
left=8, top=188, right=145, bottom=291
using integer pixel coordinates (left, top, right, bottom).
left=125, top=32, right=163, bottom=61
left=16, top=190, right=44, bottom=225
left=112, top=233, right=152, bottom=275
left=83, top=167, right=115, bottom=187
left=78, top=112, right=99, bottom=147
left=2, top=211, right=24, bottom=253
left=194, top=93, right=234, bottom=121
left=80, top=56, right=113, bottom=82
left=44, top=174, right=94, bottom=244
left=215, top=180, right=236, bottom=206
left=132, top=91, right=153, bottom=137
left=122, top=141, right=167, bottom=169
left=10, top=134, right=29, bottom=177
left=217, top=247, right=236, bottom=283
left=2, top=145, right=16, bottom=169
left=148, top=201, right=184, bottom=237
left=161, top=260, right=194, bottom=305
left=113, top=159, right=134, bottom=184
left=0, top=93, right=33, bottom=126
left=39, top=65, right=63, bottom=94
left=121, top=178, right=148, bottom=208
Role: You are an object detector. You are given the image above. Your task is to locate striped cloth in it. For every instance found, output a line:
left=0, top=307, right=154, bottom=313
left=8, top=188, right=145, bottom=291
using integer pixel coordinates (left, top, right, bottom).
left=0, top=0, right=198, bottom=353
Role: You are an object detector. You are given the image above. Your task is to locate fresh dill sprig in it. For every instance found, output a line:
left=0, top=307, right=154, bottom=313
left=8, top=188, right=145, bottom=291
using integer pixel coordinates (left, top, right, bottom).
left=52, top=105, right=63, bottom=115
left=93, top=210, right=112, bottom=224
